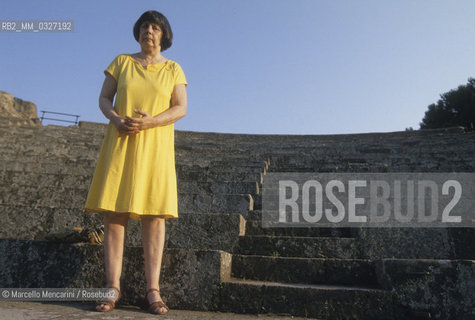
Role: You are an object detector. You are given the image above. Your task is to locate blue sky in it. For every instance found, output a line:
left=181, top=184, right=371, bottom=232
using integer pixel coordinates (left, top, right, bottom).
left=1, top=0, right=474, bottom=134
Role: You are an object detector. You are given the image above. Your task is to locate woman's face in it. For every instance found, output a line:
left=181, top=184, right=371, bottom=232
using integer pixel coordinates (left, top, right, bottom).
left=139, top=21, right=162, bottom=50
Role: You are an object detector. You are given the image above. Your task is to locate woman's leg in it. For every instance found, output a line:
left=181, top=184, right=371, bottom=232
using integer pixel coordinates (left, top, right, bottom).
left=96, top=211, right=129, bottom=311
left=141, top=216, right=167, bottom=313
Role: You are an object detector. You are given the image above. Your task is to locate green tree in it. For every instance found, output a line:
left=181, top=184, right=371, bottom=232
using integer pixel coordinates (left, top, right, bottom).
left=420, top=78, right=475, bottom=130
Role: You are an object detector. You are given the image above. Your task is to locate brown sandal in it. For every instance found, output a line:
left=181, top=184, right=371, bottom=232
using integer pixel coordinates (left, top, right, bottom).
left=140, top=288, right=169, bottom=315
left=95, top=287, right=121, bottom=312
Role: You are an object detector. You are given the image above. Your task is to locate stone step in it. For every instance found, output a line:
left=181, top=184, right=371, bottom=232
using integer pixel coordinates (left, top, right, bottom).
left=1, top=185, right=89, bottom=208
left=267, top=138, right=473, bottom=151
left=267, top=152, right=475, bottom=168
left=3, top=130, right=264, bottom=153
left=180, top=159, right=267, bottom=168
left=166, top=212, right=246, bottom=252
left=0, top=148, right=267, bottom=169
left=178, top=181, right=260, bottom=195
left=1, top=159, right=95, bottom=175
left=1, top=161, right=264, bottom=182
left=0, top=134, right=265, bottom=151
left=0, top=238, right=470, bottom=318
left=5, top=137, right=463, bottom=173
left=0, top=204, right=130, bottom=243
left=1, top=172, right=260, bottom=195
left=0, top=142, right=100, bottom=156
left=244, top=210, right=355, bottom=238
left=265, top=145, right=474, bottom=159
left=268, top=162, right=475, bottom=173
left=175, top=126, right=468, bottom=145
left=19, top=131, right=461, bottom=162
left=4, top=130, right=103, bottom=142
left=231, top=255, right=379, bottom=288
left=177, top=148, right=472, bottom=166
left=1, top=156, right=265, bottom=172
left=1, top=189, right=253, bottom=215
left=244, top=219, right=354, bottom=238
left=176, top=163, right=265, bottom=174
left=179, top=193, right=253, bottom=215
left=266, top=165, right=475, bottom=175
left=177, top=169, right=263, bottom=183
left=235, top=235, right=362, bottom=259
left=5, top=136, right=471, bottom=168
left=266, top=154, right=472, bottom=168
left=3, top=146, right=268, bottom=168
left=2, top=138, right=271, bottom=163
left=7, top=131, right=246, bottom=155
left=275, top=153, right=475, bottom=164
left=4, top=131, right=104, bottom=145
left=0, top=204, right=245, bottom=250
left=175, top=158, right=267, bottom=167
left=0, top=151, right=99, bottom=163
left=0, top=170, right=92, bottom=189
left=0, top=239, right=232, bottom=309
left=3, top=118, right=470, bottom=145
left=218, top=278, right=394, bottom=320
left=262, top=147, right=471, bottom=160
left=176, top=149, right=270, bottom=161
left=3, top=160, right=274, bottom=184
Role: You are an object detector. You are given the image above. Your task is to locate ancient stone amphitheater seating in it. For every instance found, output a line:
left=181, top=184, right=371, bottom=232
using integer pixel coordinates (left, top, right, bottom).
left=0, top=116, right=474, bottom=319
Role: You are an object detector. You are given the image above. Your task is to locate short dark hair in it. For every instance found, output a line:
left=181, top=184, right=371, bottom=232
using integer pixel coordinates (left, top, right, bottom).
left=133, top=10, right=173, bottom=51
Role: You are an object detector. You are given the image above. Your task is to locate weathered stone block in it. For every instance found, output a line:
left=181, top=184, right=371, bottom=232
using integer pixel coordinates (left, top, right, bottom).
left=356, top=227, right=470, bottom=259
left=0, top=205, right=245, bottom=250
left=375, top=259, right=475, bottom=320
left=0, top=239, right=232, bottom=309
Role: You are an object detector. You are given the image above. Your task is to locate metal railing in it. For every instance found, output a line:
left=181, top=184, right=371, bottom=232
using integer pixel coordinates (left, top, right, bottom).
left=40, top=110, right=80, bottom=125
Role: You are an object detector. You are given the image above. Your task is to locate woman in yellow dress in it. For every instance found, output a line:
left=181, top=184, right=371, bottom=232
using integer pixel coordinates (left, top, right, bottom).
left=84, top=10, right=187, bottom=314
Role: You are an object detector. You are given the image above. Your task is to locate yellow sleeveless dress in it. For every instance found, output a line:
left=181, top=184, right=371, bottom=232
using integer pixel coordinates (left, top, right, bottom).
left=84, top=54, right=187, bottom=220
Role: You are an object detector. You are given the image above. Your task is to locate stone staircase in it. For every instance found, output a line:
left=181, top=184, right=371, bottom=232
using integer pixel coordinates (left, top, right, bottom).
left=1, top=116, right=474, bottom=319
left=0, top=117, right=261, bottom=312
left=173, top=126, right=475, bottom=319
left=218, top=209, right=394, bottom=319
left=0, top=118, right=259, bottom=246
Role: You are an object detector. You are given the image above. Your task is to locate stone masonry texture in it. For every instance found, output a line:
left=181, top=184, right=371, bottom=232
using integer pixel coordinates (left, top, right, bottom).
left=0, top=100, right=474, bottom=319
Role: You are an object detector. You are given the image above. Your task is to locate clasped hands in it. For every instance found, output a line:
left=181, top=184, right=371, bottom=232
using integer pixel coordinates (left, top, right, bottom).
left=113, top=109, right=156, bottom=135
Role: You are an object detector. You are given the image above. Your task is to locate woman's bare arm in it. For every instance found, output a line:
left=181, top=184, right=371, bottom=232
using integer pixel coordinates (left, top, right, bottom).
left=99, top=74, right=139, bottom=134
